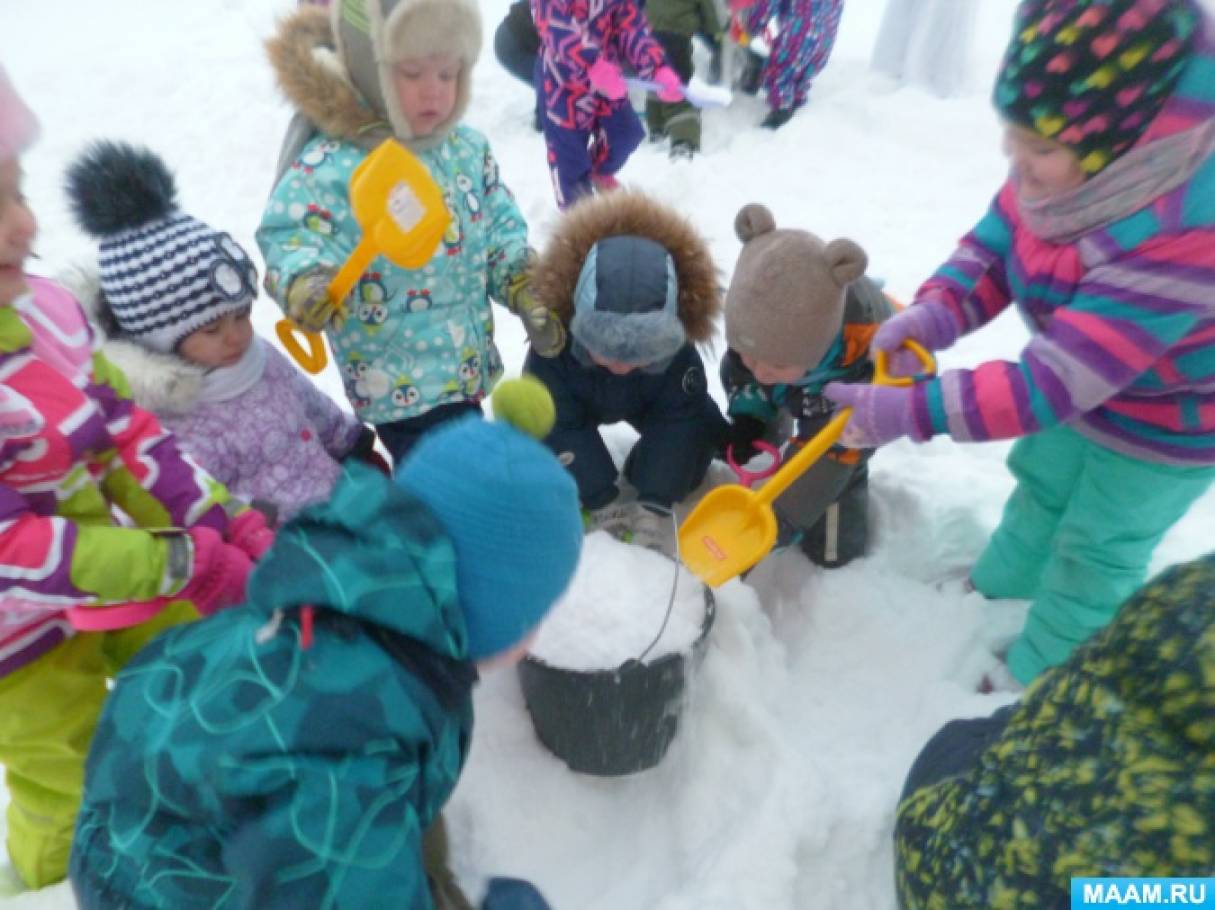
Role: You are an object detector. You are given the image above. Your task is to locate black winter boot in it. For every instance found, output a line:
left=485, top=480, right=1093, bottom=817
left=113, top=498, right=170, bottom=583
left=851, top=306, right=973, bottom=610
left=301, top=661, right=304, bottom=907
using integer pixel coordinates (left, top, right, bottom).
left=761, top=107, right=797, bottom=130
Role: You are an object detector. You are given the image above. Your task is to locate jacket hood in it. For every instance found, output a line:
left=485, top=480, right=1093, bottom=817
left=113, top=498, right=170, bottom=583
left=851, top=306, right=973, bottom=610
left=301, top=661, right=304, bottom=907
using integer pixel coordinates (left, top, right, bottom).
left=247, top=461, right=470, bottom=661
left=531, top=190, right=722, bottom=344
left=59, top=262, right=204, bottom=415
left=266, top=2, right=480, bottom=154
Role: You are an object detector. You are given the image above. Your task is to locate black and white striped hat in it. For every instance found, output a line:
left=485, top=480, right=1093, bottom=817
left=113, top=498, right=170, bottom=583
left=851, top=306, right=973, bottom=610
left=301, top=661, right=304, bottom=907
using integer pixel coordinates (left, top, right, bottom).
left=66, top=141, right=258, bottom=353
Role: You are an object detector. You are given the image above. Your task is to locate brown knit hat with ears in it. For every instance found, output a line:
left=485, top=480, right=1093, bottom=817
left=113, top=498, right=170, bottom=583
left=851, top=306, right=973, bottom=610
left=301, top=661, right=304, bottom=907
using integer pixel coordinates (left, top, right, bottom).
left=724, top=204, right=868, bottom=373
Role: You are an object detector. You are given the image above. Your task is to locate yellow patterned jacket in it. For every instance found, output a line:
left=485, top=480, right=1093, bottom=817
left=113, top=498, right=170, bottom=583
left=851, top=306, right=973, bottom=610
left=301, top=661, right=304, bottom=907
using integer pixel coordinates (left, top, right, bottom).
left=895, top=553, right=1215, bottom=910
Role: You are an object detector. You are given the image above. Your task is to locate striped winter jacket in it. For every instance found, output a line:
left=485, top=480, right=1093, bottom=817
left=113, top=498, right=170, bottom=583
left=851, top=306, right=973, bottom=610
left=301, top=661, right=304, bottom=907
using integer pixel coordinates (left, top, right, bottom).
left=0, top=277, right=233, bottom=678
left=905, top=27, right=1215, bottom=465
left=532, top=0, right=666, bottom=129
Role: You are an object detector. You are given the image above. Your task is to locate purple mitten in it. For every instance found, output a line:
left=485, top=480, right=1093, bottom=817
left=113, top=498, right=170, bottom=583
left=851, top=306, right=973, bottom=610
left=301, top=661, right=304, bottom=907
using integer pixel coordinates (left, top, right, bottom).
left=588, top=59, right=627, bottom=100
left=823, top=382, right=924, bottom=448
left=872, top=301, right=960, bottom=377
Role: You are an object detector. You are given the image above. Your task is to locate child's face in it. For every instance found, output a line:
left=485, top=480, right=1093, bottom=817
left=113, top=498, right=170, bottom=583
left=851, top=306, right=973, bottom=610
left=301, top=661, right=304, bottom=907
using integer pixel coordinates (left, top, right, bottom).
left=177, top=308, right=254, bottom=368
left=1002, top=124, right=1087, bottom=201
left=0, top=158, right=36, bottom=308
left=588, top=349, right=641, bottom=375
left=392, top=55, right=460, bottom=138
left=740, top=353, right=804, bottom=386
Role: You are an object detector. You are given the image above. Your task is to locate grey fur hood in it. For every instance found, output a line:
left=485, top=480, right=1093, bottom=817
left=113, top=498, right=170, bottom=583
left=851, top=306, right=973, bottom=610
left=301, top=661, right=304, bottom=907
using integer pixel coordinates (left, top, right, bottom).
left=60, top=263, right=204, bottom=416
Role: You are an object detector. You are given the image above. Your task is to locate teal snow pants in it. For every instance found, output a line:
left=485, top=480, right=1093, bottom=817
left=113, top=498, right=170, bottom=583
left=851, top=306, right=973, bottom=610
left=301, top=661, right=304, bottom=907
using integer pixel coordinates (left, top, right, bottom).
left=970, top=424, right=1215, bottom=686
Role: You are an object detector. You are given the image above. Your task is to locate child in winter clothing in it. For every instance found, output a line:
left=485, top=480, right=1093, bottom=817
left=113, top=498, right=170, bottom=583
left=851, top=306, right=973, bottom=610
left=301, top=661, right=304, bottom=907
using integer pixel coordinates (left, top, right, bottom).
left=525, top=190, right=727, bottom=554
left=69, top=379, right=582, bottom=910
left=66, top=141, right=382, bottom=525
left=895, top=553, right=1215, bottom=908
left=531, top=0, right=685, bottom=207
left=721, top=203, right=892, bottom=568
left=730, top=0, right=843, bottom=128
left=826, top=0, right=1215, bottom=686
left=0, top=67, right=260, bottom=892
left=257, top=0, right=563, bottom=463
left=645, top=0, right=723, bottom=158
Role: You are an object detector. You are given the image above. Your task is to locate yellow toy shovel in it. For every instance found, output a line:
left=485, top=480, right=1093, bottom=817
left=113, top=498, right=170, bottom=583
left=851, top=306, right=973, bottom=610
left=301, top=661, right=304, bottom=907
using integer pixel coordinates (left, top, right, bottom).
left=679, top=341, right=936, bottom=587
left=276, top=139, right=451, bottom=374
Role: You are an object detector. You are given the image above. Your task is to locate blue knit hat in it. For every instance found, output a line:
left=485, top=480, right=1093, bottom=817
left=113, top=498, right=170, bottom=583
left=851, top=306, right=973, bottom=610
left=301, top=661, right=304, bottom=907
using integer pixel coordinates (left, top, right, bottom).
left=571, top=235, right=686, bottom=369
left=394, top=384, right=583, bottom=660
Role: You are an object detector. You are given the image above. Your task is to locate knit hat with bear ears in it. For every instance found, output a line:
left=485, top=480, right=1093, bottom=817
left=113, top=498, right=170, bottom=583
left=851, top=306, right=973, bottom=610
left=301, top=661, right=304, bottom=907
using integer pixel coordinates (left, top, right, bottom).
left=331, top=0, right=482, bottom=150
left=724, top=204, right=867, bottom=374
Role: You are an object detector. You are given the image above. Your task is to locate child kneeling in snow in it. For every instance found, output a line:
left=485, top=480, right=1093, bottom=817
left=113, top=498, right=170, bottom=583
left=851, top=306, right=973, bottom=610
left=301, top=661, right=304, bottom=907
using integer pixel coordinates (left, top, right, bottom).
left=524, top=191, right=728, bottom=557
left=69, top=379, right=582, bottom=910
left=66, top=141, right=385, bottom=525
left=720, top=203, right=894, bottom=569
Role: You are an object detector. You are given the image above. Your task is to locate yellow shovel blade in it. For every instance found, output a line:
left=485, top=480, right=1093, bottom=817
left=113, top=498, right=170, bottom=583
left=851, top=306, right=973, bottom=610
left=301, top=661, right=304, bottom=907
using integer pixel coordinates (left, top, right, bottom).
left=280, top=140, right=451, bottom=375
left=349, top=139, right=450, bottom=269
left=678, top=485, right=777, bottom=587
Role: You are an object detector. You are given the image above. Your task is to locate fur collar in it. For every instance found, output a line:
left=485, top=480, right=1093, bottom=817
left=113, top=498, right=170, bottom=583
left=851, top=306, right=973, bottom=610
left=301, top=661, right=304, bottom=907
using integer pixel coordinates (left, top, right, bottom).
left=60, top=263, right=204, bottom=415
left=531, top=191, right=722, bottom=343
left=266, top=8, right=391, bottom=147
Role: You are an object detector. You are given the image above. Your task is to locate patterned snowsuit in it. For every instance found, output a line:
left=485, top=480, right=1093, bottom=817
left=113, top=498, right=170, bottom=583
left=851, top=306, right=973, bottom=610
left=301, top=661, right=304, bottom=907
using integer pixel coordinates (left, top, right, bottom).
left=0, top=276, right=234, bottom=888
left=531, top=0, right=669, bottom=206
left=738, top=0, right=843, bottom=113
left=70, top=464, right=478, bottom=909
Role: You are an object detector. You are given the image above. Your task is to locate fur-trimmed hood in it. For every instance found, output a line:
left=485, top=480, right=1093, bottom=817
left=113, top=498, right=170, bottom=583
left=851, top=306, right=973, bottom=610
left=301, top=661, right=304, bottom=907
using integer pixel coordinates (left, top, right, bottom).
left=266, top=0, right=480, bottom=155
left=530, top=191, right=722, bottom=343
left=59, top=262, right=204, bottom=416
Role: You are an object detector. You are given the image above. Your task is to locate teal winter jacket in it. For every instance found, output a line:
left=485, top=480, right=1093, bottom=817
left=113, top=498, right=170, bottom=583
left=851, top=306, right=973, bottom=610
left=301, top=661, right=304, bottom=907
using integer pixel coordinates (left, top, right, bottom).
left=257, top=127, right=529, bottom=425
left=70, top=463, right=477, bottom=910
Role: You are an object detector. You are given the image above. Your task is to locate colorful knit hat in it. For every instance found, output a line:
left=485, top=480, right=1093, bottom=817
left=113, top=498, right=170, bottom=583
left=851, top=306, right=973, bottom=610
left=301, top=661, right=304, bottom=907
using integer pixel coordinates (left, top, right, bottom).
left=395, top=378, right=583, bottom=660
left=65, top=141, right=259, bottom=353
left=0, top=65, right=38, bottom=161
left=994, top=0, right=1200, bottom=174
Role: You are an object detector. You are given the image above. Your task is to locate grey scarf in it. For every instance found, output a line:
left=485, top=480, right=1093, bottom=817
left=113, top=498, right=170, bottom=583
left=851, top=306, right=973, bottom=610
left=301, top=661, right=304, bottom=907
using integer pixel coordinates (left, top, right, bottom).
left=1018, top=118, right=1215, bottom=243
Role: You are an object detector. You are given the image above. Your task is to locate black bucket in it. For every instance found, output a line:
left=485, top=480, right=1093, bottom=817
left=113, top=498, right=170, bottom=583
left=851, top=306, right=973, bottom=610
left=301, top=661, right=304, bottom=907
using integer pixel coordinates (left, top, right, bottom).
left=517, top=585, right=715, bottom=776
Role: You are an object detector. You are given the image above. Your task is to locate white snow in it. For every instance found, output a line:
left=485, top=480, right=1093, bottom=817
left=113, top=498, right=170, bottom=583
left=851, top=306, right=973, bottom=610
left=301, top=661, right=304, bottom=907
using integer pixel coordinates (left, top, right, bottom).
left=529, top=531, right=708, bottom=669
left=3, top=0, right=1214, bottom=908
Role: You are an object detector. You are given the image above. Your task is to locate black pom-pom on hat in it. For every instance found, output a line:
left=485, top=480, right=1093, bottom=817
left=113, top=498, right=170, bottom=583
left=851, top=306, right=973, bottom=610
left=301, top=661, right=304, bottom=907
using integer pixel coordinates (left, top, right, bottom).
left=65, top=140, right=178, bottom=237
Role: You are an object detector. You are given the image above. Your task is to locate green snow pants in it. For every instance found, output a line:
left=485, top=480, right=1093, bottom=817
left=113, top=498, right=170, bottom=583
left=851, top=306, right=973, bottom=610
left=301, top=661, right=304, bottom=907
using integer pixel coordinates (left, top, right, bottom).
left=0, top=601, right=197, bottom=889
left=970, top=424, right=1215, bottom=686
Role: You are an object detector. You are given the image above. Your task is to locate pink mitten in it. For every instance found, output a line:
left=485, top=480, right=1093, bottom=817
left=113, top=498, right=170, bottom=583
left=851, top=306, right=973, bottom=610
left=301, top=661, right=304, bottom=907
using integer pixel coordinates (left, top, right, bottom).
left=177, top=526, right=253, bottom=616
left=653, top=66, right=684, bottom=103
left=588, top=58, right=627, bottom=100
left=226, top=509, right=276, bottom=560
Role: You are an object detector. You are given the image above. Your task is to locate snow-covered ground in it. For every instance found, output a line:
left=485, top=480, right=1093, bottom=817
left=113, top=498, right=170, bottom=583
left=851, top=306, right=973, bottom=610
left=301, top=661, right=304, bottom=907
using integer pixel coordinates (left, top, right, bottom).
left=4, top=0, right=1214, bottom=907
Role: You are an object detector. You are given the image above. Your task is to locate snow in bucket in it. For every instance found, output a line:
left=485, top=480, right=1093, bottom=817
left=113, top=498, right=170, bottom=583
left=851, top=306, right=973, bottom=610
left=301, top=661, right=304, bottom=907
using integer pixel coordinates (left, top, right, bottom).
left=528, top=531, right=708, bottom=670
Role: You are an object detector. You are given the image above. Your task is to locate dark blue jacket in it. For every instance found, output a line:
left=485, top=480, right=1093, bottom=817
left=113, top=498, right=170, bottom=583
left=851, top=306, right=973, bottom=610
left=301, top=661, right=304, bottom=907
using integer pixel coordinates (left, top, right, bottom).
left=525, top=343, right=726, bottom=508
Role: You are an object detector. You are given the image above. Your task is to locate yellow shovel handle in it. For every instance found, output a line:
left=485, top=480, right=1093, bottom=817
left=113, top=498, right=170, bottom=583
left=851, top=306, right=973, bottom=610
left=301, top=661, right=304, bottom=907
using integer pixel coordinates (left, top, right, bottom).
left=328, top=237, right=378, bottom=307
left=753, top=339, right=937, bottom=507
left=273, top=238, right=382, bottom=376
left=276, top=319, right=329, bottom=374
